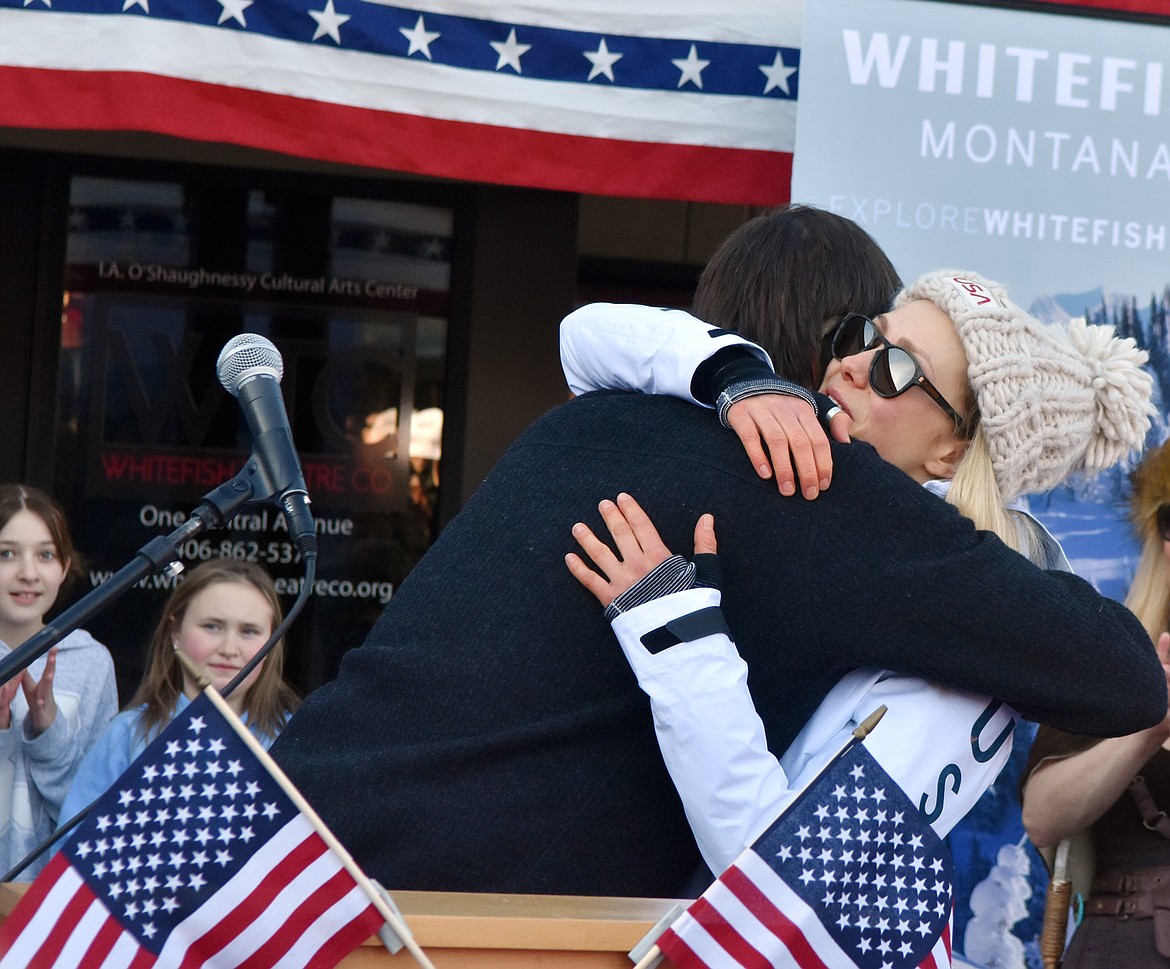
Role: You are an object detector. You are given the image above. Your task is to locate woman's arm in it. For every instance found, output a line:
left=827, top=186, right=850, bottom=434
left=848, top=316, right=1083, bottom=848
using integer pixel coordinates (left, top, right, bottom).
left=566, top=494, right=791, bottom=872
left=1021, top=633, right=1170, bottom=847
left=560, top=302, right=842, bottom=498
left=559, top=302, right=771, bottom=402
left=25, top=640, right=118, bottom=820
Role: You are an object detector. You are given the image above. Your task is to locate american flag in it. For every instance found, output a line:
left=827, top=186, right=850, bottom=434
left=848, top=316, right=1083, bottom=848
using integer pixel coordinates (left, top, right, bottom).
left=0, top=692, right=386, bottom=968
left=658, top=742, right=953, bottom=969
left=0, top=1, right=801, bottom=205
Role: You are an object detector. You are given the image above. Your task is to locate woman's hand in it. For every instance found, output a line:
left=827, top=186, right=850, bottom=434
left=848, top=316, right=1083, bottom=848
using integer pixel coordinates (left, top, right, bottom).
left=725, top=395, right=846, bottom=499
left=0, top=648, right=59, bottom=734
left=21, top=647, right=58, bottom=737
left=565, top=493, right=715, bottom=607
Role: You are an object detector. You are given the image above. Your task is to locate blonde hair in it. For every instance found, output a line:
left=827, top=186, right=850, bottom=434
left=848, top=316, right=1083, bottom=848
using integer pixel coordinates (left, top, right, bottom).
left=130, top=559, right=299, bottom=742
left=945, top=425, right=1065, bottom=567
left=1123, top=440, right=1170, bottom=642
left=1123, top=536, right=1169, bottom=643
left=929, top=315, right=1088, bottom=566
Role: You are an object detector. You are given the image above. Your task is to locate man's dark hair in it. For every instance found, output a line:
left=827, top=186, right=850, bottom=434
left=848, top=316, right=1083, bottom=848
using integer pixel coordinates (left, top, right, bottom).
left=692, top=205, right=902, bottom=388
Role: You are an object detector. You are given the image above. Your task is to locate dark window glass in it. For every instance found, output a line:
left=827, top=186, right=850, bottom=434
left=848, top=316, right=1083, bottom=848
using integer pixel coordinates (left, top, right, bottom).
left=55, top=176, right=451, bottom=698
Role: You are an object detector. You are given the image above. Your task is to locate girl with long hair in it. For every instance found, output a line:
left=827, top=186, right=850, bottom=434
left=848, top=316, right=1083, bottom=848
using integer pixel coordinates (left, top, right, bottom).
left=0, top=484, right=117, bottom=876
left=60, top=558, right=299, bottom=824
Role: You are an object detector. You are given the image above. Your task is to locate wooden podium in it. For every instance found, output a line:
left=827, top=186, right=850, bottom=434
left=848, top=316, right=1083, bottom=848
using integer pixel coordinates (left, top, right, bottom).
left=0, top=883, right=685, bottom=967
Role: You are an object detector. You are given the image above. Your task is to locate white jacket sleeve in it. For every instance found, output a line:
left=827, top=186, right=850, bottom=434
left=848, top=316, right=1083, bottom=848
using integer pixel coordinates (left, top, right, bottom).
left=611, top=587, right=792, bottom=874
left=559, top=303, right=772, bottom=403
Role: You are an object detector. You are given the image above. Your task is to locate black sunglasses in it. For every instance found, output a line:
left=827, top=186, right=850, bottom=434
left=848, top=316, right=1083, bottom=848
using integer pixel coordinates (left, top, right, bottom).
left=1157, top=504, right=1170, bottom=542
left=830, top=314, right=968, bottom=434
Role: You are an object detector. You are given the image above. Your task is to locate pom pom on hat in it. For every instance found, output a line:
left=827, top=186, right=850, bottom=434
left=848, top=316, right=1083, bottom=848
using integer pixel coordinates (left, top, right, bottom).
left=895, top=270, right=1154, bottom=503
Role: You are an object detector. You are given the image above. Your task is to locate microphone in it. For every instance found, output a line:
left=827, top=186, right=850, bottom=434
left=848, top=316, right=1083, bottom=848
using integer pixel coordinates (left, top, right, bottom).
left=216, top=334, right=317, bottom=556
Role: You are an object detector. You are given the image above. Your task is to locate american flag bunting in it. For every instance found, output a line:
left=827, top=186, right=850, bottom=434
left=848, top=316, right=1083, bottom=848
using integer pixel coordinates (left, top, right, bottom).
left=0, top=1, right=802, bottom=204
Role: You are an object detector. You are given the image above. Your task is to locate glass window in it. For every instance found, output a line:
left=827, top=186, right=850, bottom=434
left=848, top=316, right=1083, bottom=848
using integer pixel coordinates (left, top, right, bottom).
left=56, top=176, right=452, bottom=698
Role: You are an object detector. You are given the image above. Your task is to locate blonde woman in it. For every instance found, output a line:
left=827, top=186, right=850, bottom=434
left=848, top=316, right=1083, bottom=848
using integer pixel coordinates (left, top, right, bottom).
left=562, top=270, right=1145, bottom=880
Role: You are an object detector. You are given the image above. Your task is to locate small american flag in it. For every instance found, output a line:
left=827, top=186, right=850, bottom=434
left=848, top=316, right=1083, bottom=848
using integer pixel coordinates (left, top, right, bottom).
left=658, top=742, right=953, bottom=969
left=0, top=692, right=386, bottom=968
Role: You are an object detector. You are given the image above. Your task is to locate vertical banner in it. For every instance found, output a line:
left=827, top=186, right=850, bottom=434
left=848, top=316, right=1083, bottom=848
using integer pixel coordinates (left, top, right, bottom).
left=793, top=1, right=1170, bottom=965
left=794, top=0, right=1170, bottom=313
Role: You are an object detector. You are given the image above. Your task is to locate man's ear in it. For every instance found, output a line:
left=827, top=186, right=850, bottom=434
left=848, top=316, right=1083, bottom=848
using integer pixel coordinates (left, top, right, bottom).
left=923, top=436, right=970, bottom=482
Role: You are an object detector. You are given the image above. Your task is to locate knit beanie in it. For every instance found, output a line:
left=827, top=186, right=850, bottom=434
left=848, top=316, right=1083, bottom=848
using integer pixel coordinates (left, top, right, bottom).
left=894, top=270, right=1154, bottom=503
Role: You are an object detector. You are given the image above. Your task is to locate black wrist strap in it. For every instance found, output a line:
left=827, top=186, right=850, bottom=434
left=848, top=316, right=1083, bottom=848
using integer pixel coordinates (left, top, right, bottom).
left=641, top=606, right=732, bottom=654
left=693, top=553, right=722, bottom=590
left=691, top=346, right=774, bottom=405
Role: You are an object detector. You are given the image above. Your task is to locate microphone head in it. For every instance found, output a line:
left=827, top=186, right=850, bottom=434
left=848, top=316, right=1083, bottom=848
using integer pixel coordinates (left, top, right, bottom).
left=217, top=333, right=284, bottom=397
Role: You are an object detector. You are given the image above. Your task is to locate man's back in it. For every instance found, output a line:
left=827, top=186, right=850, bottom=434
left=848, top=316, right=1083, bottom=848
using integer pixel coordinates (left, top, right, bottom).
left=271, top=392, right=1163, bottom=897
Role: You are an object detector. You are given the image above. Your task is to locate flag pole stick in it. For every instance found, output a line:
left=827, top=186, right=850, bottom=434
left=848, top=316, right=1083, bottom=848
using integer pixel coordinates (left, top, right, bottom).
left=180, top=656, right=437, bottom=969
left=631, top=943, right=661, bottom=969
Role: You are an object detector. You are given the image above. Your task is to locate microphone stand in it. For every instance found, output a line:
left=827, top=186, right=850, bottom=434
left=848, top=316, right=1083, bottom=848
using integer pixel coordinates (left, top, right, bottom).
left=0, top=469, right=261, bottom=685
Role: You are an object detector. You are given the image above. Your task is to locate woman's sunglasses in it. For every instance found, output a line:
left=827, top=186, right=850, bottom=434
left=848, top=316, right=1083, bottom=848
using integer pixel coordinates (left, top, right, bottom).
left=1157, top=503, right=1170, bottom=542
left=830, top=314, right=968, bottom=435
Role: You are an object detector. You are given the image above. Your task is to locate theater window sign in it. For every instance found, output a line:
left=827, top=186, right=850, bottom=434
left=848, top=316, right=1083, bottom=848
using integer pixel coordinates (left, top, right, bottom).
left=53, top=176, right=451, bottom=698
